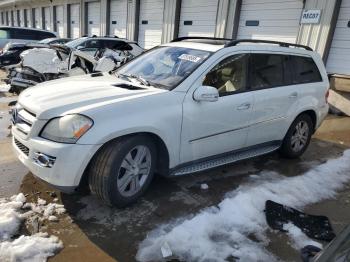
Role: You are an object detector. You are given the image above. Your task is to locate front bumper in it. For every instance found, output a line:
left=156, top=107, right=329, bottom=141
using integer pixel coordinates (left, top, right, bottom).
left=12, top=127, right=100, bottom=192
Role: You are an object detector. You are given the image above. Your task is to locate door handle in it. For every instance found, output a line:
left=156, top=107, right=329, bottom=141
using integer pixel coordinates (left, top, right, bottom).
left=237, top=103, right=251, bottom=110
left=289, top=92, right=298, bottom=99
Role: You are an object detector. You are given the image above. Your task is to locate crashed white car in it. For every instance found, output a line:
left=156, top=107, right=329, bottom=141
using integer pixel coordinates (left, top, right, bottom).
left=12, top=38, right=329, bottom=207
left=7, top=43, right=139, bottom=94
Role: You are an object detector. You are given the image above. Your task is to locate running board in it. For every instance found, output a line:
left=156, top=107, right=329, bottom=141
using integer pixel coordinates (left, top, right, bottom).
left=170, top=143, right=280, bottom=176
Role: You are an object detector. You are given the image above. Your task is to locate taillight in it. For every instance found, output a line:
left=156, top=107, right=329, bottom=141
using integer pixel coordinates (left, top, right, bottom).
left=325, top=89, right=330, bottom=104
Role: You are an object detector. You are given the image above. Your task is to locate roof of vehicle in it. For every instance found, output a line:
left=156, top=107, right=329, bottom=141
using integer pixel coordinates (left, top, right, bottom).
left=163, top=37, right=314, bottom=55
left=0, top=26, right=56, bottom=34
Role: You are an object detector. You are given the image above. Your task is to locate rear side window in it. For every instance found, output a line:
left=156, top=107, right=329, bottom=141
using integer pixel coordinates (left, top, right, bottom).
left=291, top=56, right=322, bottom=84
left=250, top=54, right=287, bottom=89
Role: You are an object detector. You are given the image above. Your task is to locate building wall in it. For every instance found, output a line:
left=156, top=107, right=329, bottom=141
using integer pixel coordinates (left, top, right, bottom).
left=0, top=0, right=348, bottom=75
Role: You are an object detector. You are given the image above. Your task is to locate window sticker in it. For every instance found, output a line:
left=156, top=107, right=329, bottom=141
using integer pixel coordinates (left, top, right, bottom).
left=178, top=54, right=201, bottom=63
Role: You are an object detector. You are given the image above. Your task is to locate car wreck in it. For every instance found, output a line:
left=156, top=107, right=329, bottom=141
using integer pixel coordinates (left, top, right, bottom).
left=5, top=43, right=136, bottom=94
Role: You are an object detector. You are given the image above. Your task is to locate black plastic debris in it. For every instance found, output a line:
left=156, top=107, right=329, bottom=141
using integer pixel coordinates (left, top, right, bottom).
left=265, top=200, right=336, bottom=241
left=301, top=245, right=322, bottom=262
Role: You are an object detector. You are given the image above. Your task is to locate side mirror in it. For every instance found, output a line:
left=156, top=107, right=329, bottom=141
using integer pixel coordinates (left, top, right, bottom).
left=193, top=85, right=219, bottom=102
left=76, top=46, right=84, bottom=50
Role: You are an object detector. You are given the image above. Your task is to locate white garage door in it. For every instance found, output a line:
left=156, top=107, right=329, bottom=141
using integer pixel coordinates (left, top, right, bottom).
left=138, top=0, right=164, bottom=49
left=237, top=0, right=303, bottom=43
left=19, top=10, right=24, bottom=26
left=44, top=7, right=51, bottom=31
left=109, top=0, right=127, bottom=38
left=35, top=8, right=41, bottom=28
left=178, top=0, right=218, bottom=37
left=55, top=6, right=64, bottom=37
left=70, top=4, right=80, bottom=38
left=326, top=0, right=350, bottom=75
left=13, top=10, right=18, bottom=26
left=87, top=1, right=101, bottom=36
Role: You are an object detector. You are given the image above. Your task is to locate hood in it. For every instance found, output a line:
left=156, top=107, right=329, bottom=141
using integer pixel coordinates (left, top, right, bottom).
left=18, top=73, right=166, bottom=119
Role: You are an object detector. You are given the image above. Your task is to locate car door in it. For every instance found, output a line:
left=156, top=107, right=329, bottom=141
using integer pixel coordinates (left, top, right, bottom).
left=180, top=53, right=254, bottom=163
left=245, top=52, right=298, bottom=147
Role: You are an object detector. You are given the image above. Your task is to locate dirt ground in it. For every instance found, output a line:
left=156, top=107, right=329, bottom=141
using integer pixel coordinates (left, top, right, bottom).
left=1, top=80, right=350, bottom=262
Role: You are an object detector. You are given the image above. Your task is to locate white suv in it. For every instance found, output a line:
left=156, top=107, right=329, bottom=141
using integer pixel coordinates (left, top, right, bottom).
left=12, top=38, right=329, bottom=207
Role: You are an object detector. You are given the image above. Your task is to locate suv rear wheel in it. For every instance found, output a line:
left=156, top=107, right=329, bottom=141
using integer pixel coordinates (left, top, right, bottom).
left=280, top=114, right=313, bottom=158
left=88, top=136, right=156, bottom=207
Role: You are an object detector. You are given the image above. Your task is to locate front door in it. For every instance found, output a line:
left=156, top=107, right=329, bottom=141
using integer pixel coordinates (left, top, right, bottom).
left=180, top=53, right=254, bottom=163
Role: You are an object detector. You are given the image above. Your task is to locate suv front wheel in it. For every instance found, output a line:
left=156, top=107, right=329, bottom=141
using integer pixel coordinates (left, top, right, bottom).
left=88, top=136, right=157, bottom=207
left=280, top=114, right=313, bottom=158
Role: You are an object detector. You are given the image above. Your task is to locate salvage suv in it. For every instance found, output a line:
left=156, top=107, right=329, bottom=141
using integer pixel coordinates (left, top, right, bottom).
left=12, top=38, right=329, bottom=207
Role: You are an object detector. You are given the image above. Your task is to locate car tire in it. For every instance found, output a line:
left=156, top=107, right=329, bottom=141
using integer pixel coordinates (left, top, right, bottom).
left=280, top=114, right=313, bottom=159
left=88, top=136, right=157, bottom=207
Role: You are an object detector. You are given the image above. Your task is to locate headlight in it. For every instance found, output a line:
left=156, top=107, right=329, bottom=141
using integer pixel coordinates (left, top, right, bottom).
left=41, top=114, right=93, bottom=143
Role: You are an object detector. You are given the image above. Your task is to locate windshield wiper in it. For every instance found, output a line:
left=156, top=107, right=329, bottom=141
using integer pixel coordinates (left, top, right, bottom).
left=117, top=73, right=150, bottom=86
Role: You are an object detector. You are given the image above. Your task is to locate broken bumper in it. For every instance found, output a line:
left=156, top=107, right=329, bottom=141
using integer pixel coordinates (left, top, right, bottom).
left=12, top=127, right=100, bottom=193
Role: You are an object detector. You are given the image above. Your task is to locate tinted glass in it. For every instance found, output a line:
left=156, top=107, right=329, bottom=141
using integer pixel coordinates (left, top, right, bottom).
left=85, top=39, right=101, bottom=48
left=35, top=31, right=56, bottom=40
left=203, top=53, right=248, bottom=96
left=103, top=40, right=132, bottom=50
left=250, top=54, right=286, bottom=89
left=291, top=56, right=322, bottom=84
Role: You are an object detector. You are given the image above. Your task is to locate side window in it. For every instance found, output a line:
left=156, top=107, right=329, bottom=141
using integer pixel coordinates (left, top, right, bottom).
left=203, top=53, right=248, bottom=96
left=250, top=54, right=287, bottom=90
left=291, top=56, right=322, bottom=84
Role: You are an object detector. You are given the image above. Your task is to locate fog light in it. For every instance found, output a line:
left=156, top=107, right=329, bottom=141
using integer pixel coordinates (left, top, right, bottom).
left=33, top=152, right=56, bottom=168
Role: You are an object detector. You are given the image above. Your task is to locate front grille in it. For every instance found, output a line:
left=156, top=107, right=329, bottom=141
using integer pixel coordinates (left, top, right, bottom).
left=14, top=138, right=29, bottom=156
left=12, top=107, right=36, bottom=135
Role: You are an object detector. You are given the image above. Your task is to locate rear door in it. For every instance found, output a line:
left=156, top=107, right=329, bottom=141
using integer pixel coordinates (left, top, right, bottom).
left=245, top=53, right=297, bottom=147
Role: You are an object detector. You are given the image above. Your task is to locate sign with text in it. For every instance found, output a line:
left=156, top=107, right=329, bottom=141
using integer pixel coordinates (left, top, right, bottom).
left=301, top=9, right=322, bottom=24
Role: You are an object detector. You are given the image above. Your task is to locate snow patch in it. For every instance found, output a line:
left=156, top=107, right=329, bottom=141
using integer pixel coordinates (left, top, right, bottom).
left=137, top=150, right=350, bottom=262
left=0, top=193, right=26, bottom=240
left=0, top=233, right=62, bottom=262
left=0, top=194, right=64, bottom=261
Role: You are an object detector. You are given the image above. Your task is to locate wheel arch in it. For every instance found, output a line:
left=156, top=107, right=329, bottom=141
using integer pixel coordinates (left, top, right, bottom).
left=78, top=132, right=170, bottom=190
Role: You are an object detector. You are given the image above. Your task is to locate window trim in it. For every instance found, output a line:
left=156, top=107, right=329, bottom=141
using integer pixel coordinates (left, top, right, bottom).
left=248, top=53, right=323, bottom=92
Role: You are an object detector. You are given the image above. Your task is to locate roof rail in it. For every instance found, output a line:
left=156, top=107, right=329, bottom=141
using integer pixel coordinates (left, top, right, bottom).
left=171, top=36, right=232, bottom=45
left=224, top=39, right=313, bottom=51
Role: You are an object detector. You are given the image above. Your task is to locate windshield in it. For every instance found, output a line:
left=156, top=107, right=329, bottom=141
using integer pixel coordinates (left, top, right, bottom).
left=65, top=38, right=87, bottom=48
left=115, top=46, right=211, bottom=90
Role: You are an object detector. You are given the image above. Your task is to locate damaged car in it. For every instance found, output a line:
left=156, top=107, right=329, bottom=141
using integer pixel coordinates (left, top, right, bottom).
left=11, top=38, right=329, bottom=207
left=6, top=39, right=141, bottom=94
